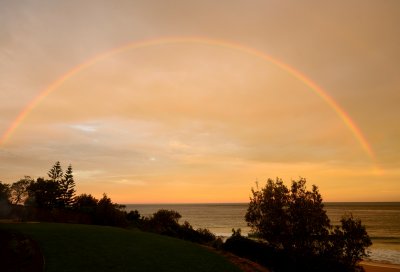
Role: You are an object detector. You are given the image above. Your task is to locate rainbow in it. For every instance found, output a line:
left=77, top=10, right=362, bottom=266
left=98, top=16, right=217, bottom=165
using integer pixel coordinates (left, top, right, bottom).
left=0, top=37, right=375, bottom=160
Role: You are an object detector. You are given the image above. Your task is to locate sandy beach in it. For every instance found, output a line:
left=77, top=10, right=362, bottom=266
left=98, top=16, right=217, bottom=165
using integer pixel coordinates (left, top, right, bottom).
left=363, top=262, right=400, bottom=272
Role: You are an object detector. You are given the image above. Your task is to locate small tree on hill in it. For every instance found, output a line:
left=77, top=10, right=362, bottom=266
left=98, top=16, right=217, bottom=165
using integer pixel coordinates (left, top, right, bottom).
left=145, top=209, right=182, bottom=235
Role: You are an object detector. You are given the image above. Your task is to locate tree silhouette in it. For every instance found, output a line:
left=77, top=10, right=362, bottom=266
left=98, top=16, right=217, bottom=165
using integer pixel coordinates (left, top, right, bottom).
left=245, top=178, right=371, bottom=271
left=10, top=176, right=32, bottom=205
left=246, top=178, right=290, bottom=250
left=59, top=164, right=76, bottom=207
left=47, top=161, right=63, bottom=182
left=74, top=194, right=98, bottom=213
left=94, top=193, right=127, bottom=226
left=331, top=214, right=372, bottom=269
left=0, top=181, right=11, bottom=217
left=0, top=181, right=11, bottom=203
left=26, top=178, right=61, bottom=209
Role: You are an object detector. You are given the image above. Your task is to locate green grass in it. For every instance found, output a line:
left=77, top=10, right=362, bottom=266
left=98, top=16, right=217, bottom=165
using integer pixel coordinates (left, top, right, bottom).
left=0, top=223, right=242, bottom=272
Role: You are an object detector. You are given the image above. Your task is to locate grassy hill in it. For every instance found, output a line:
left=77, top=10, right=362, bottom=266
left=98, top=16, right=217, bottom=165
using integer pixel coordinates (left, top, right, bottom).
left=0, top=223, right=242, bottom=272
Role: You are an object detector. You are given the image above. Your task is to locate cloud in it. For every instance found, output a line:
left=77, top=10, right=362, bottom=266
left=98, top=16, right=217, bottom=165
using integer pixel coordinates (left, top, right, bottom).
left=69, top=124, right=98, bottom=133
left=113, top=179, right=147, bottom=186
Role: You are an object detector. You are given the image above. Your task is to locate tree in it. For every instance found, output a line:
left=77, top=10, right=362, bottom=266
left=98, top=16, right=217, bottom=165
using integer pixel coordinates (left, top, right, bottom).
left=0, top=181, right=11, bottom=203
left=59, top=164, right=76, bottom=207
left=47, top=161, right=63, bottom=182
left=10, top=176, right=32, bottom=205
left=245, top=178, right=290, bottom=249
left=26, top=178, right=62, bottom=209
left=331, top=214, right=372, bottom=270
left=94, top=194, right=127, bottom=226
left=288, top=179, right=331, bottom=256
left=245, top=178, right=371, bottom=271
left=73, top=194, right=98, bottom=212
left=145, top=209, right=182, bottom=235
left=0, top=181, right=11, bottom=217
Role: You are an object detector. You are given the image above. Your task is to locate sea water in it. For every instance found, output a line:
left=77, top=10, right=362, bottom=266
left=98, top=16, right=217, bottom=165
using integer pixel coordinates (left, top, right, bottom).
left=125, top=202, right=400, bottom=265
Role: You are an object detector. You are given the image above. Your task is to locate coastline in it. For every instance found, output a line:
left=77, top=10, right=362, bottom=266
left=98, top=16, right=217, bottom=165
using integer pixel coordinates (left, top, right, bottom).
left=362, top=262, right=400, bottom=272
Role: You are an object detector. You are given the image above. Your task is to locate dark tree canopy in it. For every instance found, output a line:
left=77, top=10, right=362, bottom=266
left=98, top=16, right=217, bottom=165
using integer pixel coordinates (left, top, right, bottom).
left=0, top=181, right=11, bottom=203
left=245, top=178, right=371, bottom=271
left=0, top=181, right=11, bottom=217
left=26, top=178, right=62, bottom=209
left=74, top=194, right=98, bottom=211
left=148, top=209, right=182, bottom=234
left=94, top=193, right=127, bottom=226
left=25, top=162, right=77, bottom=208
left=330, top=214, right=372, bottom=268
left=10, top=176, right=32, bottom=205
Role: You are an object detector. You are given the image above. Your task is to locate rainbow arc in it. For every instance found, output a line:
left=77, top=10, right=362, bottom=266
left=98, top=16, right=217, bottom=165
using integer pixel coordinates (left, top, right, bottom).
left=0, top=37, right=375, bottom=161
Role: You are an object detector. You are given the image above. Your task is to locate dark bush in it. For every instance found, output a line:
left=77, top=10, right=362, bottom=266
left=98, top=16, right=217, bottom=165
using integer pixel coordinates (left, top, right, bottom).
left=140, top=209, right=217, bottom=245
left=223, top=229, right=349, bottom=272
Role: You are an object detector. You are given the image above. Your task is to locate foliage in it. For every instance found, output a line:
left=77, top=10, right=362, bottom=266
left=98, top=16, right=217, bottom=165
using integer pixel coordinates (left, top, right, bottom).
left=245, top=178, right=290, bottom=249
left=94, top=193, right=128, bottom=227
left=10, top=176, right=32, bottom=205
left=329, top=214, right=372, bottom=270
left=223, top=229, right=277, bottom=268
left=73, top=194, right=98, bottom=212
left=142, top=209, right=182, bottom=235
left=245, top=178, right=371, bottom=271
left=59, top=164, right=76, bottom=207
left=47, top=161, right=63, bottom=182
left=224, top=229, right=348, bottom=272
left=125, top=209, right=141, bottom=227
left=288, top=178, right=331, bottom=256
left=26, top=178, right=62, bottom=209
left=140, top=209, right=217, bottom=245
left=177, top=221, right=217, bottom=244
left=0, top=181, right=11, bottom=200
left=125, top=209, right=141, bottom=221
left=0, top=181, right=11, bottom=217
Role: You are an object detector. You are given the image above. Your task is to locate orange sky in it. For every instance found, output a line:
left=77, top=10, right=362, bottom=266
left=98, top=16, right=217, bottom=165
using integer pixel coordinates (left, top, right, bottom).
left=0, top=1, right=399, bottom=203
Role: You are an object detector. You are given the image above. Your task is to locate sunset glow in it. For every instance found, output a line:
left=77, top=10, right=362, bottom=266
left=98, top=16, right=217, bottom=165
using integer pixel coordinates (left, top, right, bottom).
left=0, top=1, right=399, bottom=203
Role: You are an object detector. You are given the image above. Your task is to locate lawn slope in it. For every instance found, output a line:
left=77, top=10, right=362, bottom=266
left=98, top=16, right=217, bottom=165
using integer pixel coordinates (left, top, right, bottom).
left=0, top=223, right=242, bottom=272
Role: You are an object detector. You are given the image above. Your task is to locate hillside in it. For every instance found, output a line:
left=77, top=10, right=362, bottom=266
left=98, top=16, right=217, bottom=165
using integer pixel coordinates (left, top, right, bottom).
left=0, top=222, right=242, bottom=272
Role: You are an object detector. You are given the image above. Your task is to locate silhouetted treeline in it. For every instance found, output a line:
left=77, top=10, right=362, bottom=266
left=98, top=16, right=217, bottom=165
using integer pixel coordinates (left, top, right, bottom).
left=1, top=165, right=373, bottom=272
left=0, top=162, right=219, bottom=245
left=0, top=162, right=126, bottom=227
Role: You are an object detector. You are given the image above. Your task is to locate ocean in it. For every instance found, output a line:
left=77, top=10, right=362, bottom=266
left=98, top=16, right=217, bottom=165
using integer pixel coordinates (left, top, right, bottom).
left=125, top=202, right=400, bottom=265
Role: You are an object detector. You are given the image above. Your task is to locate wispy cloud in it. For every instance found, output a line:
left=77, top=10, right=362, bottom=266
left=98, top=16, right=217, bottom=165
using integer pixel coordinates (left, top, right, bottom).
left=70, top=124, right=98, bottom=133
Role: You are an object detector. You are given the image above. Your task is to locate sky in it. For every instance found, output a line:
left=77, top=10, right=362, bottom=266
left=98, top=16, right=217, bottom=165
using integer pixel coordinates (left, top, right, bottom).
left=0, top=0, right=399, bottom=203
